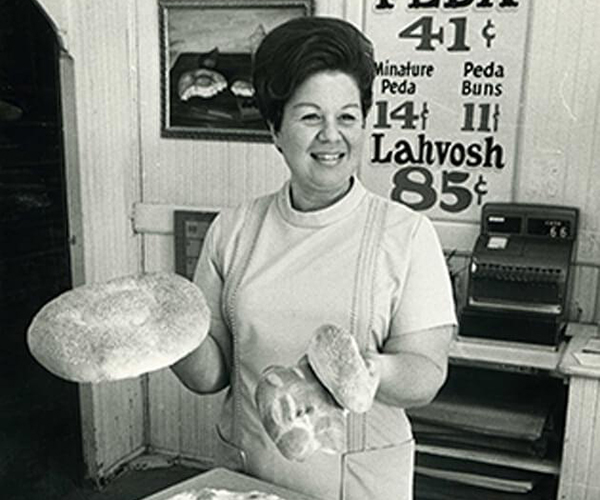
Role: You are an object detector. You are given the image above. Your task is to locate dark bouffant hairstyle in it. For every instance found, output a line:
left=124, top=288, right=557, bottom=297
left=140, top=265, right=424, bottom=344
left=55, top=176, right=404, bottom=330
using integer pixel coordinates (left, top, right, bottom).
left=252, top=17, right=376, bottom=132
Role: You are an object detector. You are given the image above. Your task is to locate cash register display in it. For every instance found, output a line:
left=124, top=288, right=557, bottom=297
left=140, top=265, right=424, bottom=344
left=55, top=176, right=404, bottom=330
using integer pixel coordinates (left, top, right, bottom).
left=487, top=215, right=521, bottom=234
left=485, top=213, right=575, bottom=240
left=527, top=217, right=572, bottom=239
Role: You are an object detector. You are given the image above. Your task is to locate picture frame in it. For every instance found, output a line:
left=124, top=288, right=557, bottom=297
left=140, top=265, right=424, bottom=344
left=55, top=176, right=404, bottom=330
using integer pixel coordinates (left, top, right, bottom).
left=159, top=0, right=315, bottom=142
left=174, top=210, right=218, bottom=280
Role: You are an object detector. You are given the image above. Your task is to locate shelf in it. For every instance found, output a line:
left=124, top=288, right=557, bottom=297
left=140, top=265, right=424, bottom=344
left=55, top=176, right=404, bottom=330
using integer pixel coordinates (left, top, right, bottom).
left=416, top=444, right=560, bottom=476
left=449, top=337, right=565, bottom=372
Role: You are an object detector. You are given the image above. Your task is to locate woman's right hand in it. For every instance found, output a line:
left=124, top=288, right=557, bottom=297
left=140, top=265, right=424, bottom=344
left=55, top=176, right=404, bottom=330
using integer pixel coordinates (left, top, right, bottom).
left=170, top=332, right=230, bottom=394
left=254, top=355, right=346, bottom=462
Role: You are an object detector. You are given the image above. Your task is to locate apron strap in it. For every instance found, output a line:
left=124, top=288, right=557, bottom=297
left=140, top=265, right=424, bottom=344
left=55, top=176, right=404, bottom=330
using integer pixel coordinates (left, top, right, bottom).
left=347, top=196, right=388, bottom=453
left=222, top=195, right=272, bottom=443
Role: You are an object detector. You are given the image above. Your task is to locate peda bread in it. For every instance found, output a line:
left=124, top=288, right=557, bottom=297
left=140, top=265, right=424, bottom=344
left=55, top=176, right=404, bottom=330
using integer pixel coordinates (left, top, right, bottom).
left=307, top=324, right=378, bottom=414
left=27, top=272, right=210, bottom=383
left=254, top=356, right=345, bottom=462
left=178, top=68, right=228, bottom=100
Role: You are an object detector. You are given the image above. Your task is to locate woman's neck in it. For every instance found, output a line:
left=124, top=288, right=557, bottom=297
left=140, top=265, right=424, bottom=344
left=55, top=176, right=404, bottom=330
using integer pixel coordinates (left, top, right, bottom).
left=289, top=178, right=354, bottom=212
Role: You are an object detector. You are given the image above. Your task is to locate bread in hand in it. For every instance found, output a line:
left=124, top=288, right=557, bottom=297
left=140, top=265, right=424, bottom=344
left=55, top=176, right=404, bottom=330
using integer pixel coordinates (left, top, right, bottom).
left=254, top=355, right=345, bottom=462
left=307, top=324, right=378, bottom=413
left=27, top=272, right=210, bottom=383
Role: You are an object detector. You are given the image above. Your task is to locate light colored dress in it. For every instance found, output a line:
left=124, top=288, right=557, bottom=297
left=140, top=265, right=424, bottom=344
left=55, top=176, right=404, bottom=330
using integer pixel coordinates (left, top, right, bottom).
left=194, top=178, right=457, bottom=500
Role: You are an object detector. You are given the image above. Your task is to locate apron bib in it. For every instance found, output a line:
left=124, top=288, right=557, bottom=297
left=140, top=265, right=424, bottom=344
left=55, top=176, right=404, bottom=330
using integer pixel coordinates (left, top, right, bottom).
left=217, top=194, right=414, bottom=500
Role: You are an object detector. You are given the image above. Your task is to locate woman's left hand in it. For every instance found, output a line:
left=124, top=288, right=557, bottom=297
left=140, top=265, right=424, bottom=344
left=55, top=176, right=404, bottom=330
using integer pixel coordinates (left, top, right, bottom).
left=363, top=351, right=382, bottom=393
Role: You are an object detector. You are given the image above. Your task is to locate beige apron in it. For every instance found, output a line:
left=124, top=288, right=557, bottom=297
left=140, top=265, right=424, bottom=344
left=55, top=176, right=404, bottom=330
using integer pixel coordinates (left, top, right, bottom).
left=215, top=194, right=415, bottom=500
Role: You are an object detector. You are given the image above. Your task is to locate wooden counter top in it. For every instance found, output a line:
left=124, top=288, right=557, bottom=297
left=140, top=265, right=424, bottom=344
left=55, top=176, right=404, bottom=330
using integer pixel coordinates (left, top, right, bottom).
left=558, top=323, right=600, bottom=379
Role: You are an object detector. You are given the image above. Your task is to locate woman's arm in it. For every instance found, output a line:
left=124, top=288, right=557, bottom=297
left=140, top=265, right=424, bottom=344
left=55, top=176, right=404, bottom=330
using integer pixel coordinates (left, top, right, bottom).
left=170, top=332, right=230, bottom=394
left=366, top=324, right=454, bottom=408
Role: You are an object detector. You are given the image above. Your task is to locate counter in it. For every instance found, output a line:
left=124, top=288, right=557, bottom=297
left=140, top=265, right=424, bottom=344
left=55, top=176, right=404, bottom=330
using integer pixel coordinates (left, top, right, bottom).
left=141, top=468, right=316, bottom=500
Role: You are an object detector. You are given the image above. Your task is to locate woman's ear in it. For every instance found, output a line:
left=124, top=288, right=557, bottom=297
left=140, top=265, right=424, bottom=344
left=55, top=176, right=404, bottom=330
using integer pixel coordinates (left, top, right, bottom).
left=269, top=123, right=283, bottom=154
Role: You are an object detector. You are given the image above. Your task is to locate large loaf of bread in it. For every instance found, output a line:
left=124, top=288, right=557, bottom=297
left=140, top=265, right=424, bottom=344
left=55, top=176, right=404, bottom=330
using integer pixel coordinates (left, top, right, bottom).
left=27, top=272, right=210, bottom=383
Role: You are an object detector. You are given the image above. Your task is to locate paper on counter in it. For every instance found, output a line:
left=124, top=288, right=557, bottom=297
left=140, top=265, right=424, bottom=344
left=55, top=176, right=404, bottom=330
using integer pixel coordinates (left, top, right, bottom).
left=574, top=337, right=600, bottom=367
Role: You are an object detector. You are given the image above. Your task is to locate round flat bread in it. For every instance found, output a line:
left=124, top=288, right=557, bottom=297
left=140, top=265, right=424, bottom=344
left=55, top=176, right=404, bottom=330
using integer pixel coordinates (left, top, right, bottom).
left=27, top=272, right=210, bottom=383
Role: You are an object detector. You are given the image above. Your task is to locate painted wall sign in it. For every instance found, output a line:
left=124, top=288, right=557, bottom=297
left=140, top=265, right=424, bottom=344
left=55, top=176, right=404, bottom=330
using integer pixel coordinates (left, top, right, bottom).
left=362, top=0, right=530, bottom=220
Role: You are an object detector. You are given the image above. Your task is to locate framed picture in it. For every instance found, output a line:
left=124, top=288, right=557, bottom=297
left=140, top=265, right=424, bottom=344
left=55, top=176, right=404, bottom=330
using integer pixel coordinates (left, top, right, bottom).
left=159, top=0, right=314, bottom=142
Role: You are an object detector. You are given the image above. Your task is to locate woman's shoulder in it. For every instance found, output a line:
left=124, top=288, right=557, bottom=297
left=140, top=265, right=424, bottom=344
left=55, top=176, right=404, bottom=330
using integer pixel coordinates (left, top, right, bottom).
left=211, top=190, right=279, bottom=244
left=365, top=190, right=428, bottom=237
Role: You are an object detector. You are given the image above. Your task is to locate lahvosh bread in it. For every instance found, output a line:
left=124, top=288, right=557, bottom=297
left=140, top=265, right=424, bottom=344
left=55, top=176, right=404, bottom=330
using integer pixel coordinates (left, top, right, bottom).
left=27, top=272, right=210, bottom=383
left=254, top=356, right=345, bottom=462
left=307, top=324, right=378, bottom=413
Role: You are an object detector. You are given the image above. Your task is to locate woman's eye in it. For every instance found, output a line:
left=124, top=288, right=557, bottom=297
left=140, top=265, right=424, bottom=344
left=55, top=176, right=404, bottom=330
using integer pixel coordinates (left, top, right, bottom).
left=301, top=113, right=321, bottom=123
left=340, top=113, right=359, bottom=124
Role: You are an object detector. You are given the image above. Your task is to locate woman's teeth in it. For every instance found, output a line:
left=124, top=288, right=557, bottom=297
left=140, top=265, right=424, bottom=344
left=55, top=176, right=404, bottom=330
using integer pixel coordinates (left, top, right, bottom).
left=312, top=153, right=345, bottom=163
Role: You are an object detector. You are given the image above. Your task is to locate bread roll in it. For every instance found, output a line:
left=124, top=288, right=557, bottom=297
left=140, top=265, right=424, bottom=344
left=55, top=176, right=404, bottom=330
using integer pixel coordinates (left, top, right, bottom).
left=307, top=324, right=378, bottom=413
left=178, top=68, right=227, bottom=101
left=27, top=272, right=210, bottom=383
left=254, top=356, right=345, bottom=462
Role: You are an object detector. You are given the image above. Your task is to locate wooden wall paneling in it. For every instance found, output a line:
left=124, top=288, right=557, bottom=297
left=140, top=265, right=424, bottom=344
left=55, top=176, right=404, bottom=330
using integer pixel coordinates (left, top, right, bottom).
left=60, top=0, right=145, bottom=481
left=66, top=0, right=142, bottom=281
left=568, top=265, right=599, bottom=323
left=148, top=370, right=225, bottom=468
left=556, top=0, right=600, bottom=229
left=78, top=380, right=146, bottom=483
left=433, top=221, right=480, bottom=254
left=516, top=0, right=570, bottom=204
left=154, top=140, right=288, bottom=207
left=315, top=0, right=345, bottom=17
left=142, top=232, right=176, bottom=272
left=578, top=230, right=600, bottom=269
left=147, top=370, right=181, bottom=453
left=558, top=376, right=600, bottom=500
left=343, top=0, right=365, bottom=29
left=506, top=0, right=556, bottom=201
left=516, top=0, right=600, bottom=226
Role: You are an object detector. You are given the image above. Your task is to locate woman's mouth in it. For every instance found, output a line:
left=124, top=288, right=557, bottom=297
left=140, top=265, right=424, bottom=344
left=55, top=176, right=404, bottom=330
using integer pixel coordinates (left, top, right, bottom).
left=310, top=152, right=346, bottom=165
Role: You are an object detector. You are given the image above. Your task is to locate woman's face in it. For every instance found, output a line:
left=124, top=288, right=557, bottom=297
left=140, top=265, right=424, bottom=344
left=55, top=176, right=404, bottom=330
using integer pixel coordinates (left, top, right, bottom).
left=272, top=71, right=366, bottom=211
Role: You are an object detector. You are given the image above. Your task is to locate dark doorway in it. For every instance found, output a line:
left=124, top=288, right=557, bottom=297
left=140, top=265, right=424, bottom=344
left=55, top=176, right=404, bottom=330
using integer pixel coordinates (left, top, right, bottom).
left=0, top=0, right=82, bottom=497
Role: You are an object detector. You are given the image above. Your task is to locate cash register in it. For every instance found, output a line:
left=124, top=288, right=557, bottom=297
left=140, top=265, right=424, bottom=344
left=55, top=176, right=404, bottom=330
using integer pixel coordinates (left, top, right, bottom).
left=459, top=202, right=579, bottom=347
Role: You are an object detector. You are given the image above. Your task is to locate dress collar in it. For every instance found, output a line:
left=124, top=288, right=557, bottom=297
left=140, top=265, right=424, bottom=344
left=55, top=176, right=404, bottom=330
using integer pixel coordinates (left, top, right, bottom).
left=276, top=177, right=367, bottom=228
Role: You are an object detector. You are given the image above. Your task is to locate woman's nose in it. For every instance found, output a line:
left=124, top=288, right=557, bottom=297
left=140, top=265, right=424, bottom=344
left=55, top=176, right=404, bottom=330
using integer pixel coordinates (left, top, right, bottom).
left=317, top=119, right=342, bottom=142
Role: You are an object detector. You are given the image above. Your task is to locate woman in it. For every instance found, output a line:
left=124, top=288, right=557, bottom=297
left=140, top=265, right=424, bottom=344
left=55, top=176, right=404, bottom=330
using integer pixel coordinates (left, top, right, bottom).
left=172, top=17, right=456, bottom=500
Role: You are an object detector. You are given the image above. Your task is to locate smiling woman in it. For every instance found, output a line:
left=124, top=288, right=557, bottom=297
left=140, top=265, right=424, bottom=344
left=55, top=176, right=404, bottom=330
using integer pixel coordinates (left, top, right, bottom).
left=271, top=71, right=365, bottom=211
left=170, top=16, right=457, bottom=500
